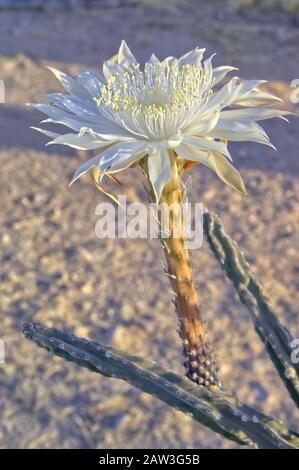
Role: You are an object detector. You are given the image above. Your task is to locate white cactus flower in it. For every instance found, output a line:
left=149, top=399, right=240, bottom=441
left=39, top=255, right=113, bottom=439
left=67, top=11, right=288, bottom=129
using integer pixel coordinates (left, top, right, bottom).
left=30, top=40, right=289, bottom=201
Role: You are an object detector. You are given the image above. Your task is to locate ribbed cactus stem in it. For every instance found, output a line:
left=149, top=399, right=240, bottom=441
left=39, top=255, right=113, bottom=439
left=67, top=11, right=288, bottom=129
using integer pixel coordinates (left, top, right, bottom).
left=155, top=153, right=220, bottom=389
left=23, top=322, right=299, bottom=449
left=203, top=209, right=299, bottom=407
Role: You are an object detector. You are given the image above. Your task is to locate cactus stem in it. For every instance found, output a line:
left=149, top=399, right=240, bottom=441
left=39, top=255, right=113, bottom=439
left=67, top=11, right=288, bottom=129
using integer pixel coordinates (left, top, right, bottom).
left=22, top=322, right=299, bottom=449
left=150, top=152, right=221, bottom=390
left=203, top=209, right=299, bottom=406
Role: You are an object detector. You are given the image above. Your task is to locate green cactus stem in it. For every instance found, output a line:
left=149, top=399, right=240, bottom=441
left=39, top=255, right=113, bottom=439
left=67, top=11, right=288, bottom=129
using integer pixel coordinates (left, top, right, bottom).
left=203, top=210, right=299, bottom=408
left=23, top=322, right=299, bottom=449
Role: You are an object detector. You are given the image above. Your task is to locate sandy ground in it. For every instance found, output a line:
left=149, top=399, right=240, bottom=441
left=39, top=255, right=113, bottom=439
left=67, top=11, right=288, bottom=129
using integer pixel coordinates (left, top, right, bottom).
left=0, top=1, right=299, bottom=449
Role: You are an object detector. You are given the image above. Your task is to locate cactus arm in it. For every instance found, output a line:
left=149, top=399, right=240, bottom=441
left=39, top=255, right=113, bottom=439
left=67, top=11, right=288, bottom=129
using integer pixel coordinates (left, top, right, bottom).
left=203, top=210, right=299, bottom=408
left=23, top=322, right=299, bottom=449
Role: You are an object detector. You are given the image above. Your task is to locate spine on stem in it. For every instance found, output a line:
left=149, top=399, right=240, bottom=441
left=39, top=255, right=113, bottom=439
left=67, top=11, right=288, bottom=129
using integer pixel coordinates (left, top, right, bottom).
left=151, top=152, right=221, bottom=389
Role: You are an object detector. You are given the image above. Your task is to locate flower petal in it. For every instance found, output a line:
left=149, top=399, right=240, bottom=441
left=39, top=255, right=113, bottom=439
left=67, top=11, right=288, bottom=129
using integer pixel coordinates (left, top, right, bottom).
left=212, top=152, right=247, bottom=195
left=233, top=90, right=283, bottom=107
left=160, top=56, right=176, bottom=68
left=117, top=40, right=137, bottom=69
left=30, top=103, right=89, bottom=131
left=234, top=79, right=266, bottom=98
left=183, top=109, right=220, bottom=136
left=69, top=155, right=101, bottom=186
left=177, top=144, right=247, bottom=195
left=206, top=78, right=266, bottom=112
left=203, top=53, right=216, bottom=83
left=167, top=132, right=183, bottom=148
left=77, top=70, right=103, bottom=99
left=183, top=135, right=231, bottom=160
left=46, top=132, right=112, bottom=150
left=208, top=120, right=276, bottom=149
left=146, top=53, right=161, bottom=67
left=177, top=143, right=214, bottom=168
left=47, top=67, right=90, bottom=100
left=148, top=148, right=172, bottom=202
left=219, top=108, right=291, bottom=122
left=99, top=141, right=145, bottom=174
left=213, top=66, right=238, bottom=85
left=204, top=77, right=239, bottom=112
left=178, top=47, right=205, bottom=67
left=30, top=101, right=135, bottom=140
left=103, top=60, right=124, bottom=80
left=30, top=127, right=59, bottom=139
left=44, top=93, right=100, bottom=122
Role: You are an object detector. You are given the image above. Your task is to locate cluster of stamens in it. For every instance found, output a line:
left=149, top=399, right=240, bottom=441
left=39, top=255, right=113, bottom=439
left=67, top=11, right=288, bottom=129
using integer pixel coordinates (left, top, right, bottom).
left=95, top=61, right=213, bottom=140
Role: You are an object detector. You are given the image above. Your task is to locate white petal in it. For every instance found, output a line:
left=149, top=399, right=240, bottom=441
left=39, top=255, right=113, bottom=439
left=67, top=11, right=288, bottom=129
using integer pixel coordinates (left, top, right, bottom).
left=70, top=155, right=101, bottom=186
left=31, top=102, right=69, bottom=120
left=203, top=54, right=216, bottom=83
left=146, top=53, right=161, bottom=67
left=212, top=119, right=267, bottom=135
left=160, top=56, right=176, bottom=68
left=47, top=67, right=90, bottom=100
left=31, top=103, right=88, bottom=131
left=183, top=135, right=231, bottom=160
left=205, top=77, right=239, bottom=112
left=208, top=78, right=266, bottom=112
left=44, top=93, right=100, bottom=122
left=177, top=144, right=247, bottom=194
left=31, top=100, right=134, bottom=140
left=79, top=125, right=136, bottom=142
left=167, top=132, right=183, bottom=148
left=99, top=141, right=145, bottom=174
left=219, top=108, right=291, bottom=122
left=208, top=120, right=276, bottom=149
left=42, top=117, right=85, bottom=132
left=176, top=144, right=213, bottom=168
left=234, top=90, right=283, bottom=107
left=117, top=40, right=137, bottom=69
left=178, top=47, right=205, bottom=67
left=148, top=148, right=172, bottom=202
left=213, top=66, right=238, bottom=85
left=223, top=80, right=268, bottom=107
left=183, top=109, right=220, bottom=135
left=103, top=60, right=124, bottom=80
left=235, top=80, right=266, bottom=97
left=212, top=151, right=247, bottom=194
left=46, top=133, right=113, bottom=150
left=30, top=127, right=59, bottom=139
left=77, top=70, right=102, bottom=99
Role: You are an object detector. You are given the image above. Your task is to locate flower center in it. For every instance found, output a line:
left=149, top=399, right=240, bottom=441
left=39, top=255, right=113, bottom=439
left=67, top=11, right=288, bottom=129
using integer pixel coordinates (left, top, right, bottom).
left=96, top=61, right=213, bottom=140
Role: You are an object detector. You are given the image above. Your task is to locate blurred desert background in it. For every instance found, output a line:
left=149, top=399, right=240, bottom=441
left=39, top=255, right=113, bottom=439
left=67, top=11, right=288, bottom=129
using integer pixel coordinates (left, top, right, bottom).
left=0, top=0, right=299, bottom=449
